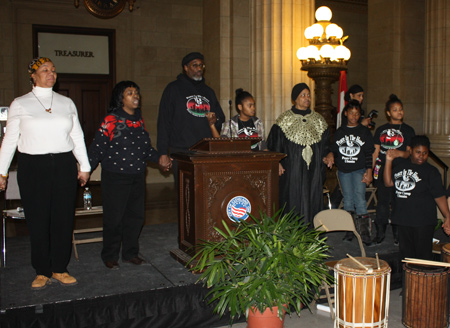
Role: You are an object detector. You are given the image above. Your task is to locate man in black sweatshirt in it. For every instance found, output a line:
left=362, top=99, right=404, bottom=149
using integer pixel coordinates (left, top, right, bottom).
left=157, top=52, right=225, bottom=181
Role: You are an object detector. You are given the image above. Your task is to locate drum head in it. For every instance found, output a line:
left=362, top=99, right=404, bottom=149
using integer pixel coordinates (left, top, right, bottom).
left=335, top=257, right=390, bottom=274
left=404, top=263, right=449, bottom=274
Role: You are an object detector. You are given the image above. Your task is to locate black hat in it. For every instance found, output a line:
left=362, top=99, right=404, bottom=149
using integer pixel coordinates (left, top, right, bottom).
left=348, top=84, right=364, bottom=94
left=291, top=83, right=310, bottom=102
left=345, top=84, right=364, bottom=101
left=181, top=52, right=204, bottom=67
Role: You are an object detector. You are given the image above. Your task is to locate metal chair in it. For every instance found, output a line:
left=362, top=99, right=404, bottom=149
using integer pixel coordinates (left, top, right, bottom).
left=313, top=209, right=367, bottom=319
left=2, top=171, right=25, bottom=267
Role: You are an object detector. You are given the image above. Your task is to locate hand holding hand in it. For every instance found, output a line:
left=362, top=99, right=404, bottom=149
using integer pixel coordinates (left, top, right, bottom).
left=159, top=155, right=172, bottom=172
left=323, top=152, right=334, bottom=169
left=78, top=171, right=90, bottom=187
left=205, top=112, right=217, bottom=126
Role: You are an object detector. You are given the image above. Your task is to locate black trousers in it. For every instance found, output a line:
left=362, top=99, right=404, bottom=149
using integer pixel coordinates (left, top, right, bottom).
left=374, top=166, right=395, bottom=226
left=17, top=152, right=78, bottom=277
left=398, top=224, right=434, bottom=260
left=101, top=169, right=145, bottom=262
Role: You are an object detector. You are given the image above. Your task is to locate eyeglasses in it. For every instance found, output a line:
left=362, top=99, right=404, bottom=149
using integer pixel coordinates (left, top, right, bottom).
left=191, top=63, right=206, bottom=69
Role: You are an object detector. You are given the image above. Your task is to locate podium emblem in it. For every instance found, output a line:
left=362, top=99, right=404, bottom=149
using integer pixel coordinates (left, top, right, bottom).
left=226, top=196, right=251, bottom=222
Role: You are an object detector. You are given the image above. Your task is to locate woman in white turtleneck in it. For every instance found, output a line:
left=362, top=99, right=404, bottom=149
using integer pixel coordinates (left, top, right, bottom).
left=0, top=57, right=90, bottom=290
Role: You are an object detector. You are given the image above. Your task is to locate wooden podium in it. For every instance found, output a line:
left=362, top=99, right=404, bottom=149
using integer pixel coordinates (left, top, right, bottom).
left=170, top=138, right=286, bottom=264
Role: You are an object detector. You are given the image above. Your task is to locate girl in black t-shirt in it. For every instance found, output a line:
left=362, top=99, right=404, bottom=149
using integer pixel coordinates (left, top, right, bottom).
left=372, top=94, right=415, bottom=245
left=324, top=100, right=374, bottom=246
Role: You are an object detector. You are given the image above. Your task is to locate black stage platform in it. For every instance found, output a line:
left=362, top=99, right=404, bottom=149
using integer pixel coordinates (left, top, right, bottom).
left=1, top=220, right=449, bottom=328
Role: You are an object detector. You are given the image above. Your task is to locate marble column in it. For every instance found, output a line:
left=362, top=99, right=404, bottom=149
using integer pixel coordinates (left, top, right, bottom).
left=424, top=0, right=450, bottom=158
left=250, top=0, right=314, bottom=130
left=203, top=0, right=315, bottom=132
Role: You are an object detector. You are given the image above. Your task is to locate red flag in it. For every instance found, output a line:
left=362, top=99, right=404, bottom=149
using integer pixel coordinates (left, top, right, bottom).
left=337, top=70, right=347, bottom=129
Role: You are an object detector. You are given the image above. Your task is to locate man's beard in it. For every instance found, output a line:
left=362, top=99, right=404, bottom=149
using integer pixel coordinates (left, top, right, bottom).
left=192, top=76, right=203, bottom=81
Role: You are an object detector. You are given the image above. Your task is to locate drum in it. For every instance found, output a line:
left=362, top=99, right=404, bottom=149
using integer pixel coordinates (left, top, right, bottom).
left=442, top=243, right=450, bottom=263
left=402, top=264, right=449, bottom=328
left=334, top=257, right=391, bottom=328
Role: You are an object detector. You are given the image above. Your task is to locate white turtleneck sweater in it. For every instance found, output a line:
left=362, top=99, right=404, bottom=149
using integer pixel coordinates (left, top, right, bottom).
left=0, top=86, right=91, bottom=174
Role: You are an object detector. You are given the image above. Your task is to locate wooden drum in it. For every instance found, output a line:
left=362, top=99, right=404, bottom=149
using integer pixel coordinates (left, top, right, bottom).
left=403, top=264, right=449, bottom=328
left=442, top=243, right=450, bottom=263
left=334, top=257, right=391, bottom=328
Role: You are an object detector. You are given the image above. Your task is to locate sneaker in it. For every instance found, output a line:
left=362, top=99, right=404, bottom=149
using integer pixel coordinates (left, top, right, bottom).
left=31, top=275, right=51, bottom=290
left=51, top=272, right=78, bottom=286
left=394, top=239, right=399, bottom=246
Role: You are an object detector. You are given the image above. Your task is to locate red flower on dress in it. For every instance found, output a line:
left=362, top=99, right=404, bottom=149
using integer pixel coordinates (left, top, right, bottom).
left=126, top=119, right=142, bottom=128
left=100, top=115, right=118, bottom=141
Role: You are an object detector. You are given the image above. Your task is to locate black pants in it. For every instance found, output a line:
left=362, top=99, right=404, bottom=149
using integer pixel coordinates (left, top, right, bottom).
left=17, top=152, right=78, bottom=277
left=398, top=224, right=434, bottom=260
left=374, top=166, right=395, bottom=226
left=101, top=170, right=145, bottom=262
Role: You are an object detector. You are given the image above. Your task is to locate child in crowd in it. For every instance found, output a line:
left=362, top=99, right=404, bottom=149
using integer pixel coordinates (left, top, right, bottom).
left=372, top=94, right=415, bottom=245
left=325, top=100, right=374, bottom=246
left=218, top=88, right=266, bottom=150
left=384, top=135, right=450, bottom=260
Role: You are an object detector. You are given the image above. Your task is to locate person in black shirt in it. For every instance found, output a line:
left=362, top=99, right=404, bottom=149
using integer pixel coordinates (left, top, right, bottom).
left=89, top=81, right=159, bottom=269
left=384, top=135, right=450, bottom=259
left=325, top=100, right=374, bottom=245
left=157, top=52, right=225, bottom=182
left=372, top=94, right=415, bottom=245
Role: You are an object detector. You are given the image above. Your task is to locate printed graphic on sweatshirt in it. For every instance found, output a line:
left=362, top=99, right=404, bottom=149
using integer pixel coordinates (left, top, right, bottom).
left=237, top=127, right=259, bottom=149
left=394, top=169, right=422, bottom=199
left=186, top=95, right=211, bottom=117
left=380, top=128, right=404, bottom=153
left=336, top=134, right=365, bottom=163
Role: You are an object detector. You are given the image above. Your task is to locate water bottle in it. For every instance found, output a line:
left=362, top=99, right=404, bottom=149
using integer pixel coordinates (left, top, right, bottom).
left=83, top=187, right=92, bottom=210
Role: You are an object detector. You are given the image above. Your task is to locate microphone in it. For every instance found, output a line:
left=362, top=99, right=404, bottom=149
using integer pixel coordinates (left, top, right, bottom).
left=228, top=99, right=232, bottom=138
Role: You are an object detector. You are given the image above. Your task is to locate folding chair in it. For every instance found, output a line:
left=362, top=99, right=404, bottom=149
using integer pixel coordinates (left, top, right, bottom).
left=313, top=209, right=367, bottom=319
left=72, top=206, right=103, bottom=261
left=2, top=171, right=25, bottom=267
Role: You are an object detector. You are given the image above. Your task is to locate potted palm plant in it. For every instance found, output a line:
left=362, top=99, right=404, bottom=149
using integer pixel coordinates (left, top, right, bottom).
left=188, top=209, right=332, bottom=327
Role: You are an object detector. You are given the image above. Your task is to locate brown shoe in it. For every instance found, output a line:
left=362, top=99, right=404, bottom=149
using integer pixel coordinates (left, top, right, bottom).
left=123, top=257, right=145, bottom=265
left=51, top=272, right=78, bottom=286
left=104, top=261, right=120, bottom=270
left=31, top=275, right=51, bottom=290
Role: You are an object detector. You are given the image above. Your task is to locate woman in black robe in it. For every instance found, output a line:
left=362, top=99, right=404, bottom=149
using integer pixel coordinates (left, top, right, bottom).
left=267, top=83, right=330, bottom=224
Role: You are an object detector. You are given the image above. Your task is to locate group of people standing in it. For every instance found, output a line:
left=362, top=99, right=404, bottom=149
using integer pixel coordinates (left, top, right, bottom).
left=1, top=51, right=449, bottom=290
left=0, top=52, right=225, bottom=289
left=325, top=87, right=450, bottom=262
